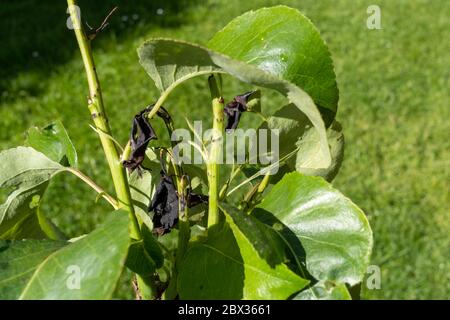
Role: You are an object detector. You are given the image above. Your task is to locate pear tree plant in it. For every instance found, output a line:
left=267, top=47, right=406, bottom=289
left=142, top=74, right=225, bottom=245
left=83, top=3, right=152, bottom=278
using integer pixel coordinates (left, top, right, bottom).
left=0, top=2, right=372, bottom=300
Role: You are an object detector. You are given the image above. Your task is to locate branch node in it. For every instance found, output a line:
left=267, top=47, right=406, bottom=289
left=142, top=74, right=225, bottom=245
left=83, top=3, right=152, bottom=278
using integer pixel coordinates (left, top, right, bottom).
left=87, top=6, right=118, bottom=40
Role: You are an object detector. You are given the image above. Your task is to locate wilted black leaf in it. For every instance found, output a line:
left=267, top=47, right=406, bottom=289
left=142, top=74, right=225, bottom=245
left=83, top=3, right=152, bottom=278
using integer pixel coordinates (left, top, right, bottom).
left=187, top=193, right=208, bottom=208
left=224, top=91, right=255, bottom=131
left=149, top=167, right=208, bottom=235
left=150, top=171, right=179, bottom=235
left=123, top=107, right=157, bottom=173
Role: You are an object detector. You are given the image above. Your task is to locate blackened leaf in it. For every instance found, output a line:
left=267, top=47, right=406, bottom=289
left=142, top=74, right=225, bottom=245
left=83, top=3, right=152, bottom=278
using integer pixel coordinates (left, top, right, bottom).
left=224, top=91, right=255, bottom=131
left=186, top=192, right=208, bottom=208
left=224, top=106, right=241, bottom=131
left=123, top=109, right=157, bottom=173
left=235, top=91, right=256, bottom=106
left=150, top=173, right=178, bottom=235
left=154, top=105, right=173, bottom=130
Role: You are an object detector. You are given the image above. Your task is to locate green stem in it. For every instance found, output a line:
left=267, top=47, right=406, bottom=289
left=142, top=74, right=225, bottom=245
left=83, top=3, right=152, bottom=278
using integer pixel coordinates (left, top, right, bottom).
left=176, top=175, right=190, bottom=276
left=241, top=173, right=271, bottom=210
left=206, top=75, right=224, bottom=228
left=219, top=164, right=242, bottom=200
left=66, top=168, right=118, bottom=209
left=67, top=0, right=140, bottom=239
left=159, top=112, right=188, bottom=300
left=160, top=174, right=190, bottom=301
left=135, top=274, right=157, bottom=300
left=257, top=173, right=271, bottom=193
left=176, top=176, right=190, bottom=252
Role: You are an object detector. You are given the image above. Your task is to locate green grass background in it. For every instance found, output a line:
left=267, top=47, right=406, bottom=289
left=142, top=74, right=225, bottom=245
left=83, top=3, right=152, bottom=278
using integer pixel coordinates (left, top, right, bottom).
left=0, top=0, right=448, bottom=299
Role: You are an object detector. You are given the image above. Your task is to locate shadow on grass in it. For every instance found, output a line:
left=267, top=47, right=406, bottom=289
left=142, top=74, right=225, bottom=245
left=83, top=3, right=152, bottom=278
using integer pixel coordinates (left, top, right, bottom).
left=0, top=0, right=198, bottom=95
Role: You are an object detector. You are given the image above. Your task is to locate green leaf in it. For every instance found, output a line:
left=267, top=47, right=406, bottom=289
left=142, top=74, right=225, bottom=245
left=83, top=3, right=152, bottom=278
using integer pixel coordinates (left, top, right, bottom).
left=257, top=103, right=310, bottom=167
left=0, top=239, right=67, bottom=299
left=126, top=242, right=156, bottom=276
left=124, top=162, right=165, bottom=278
left=142, top=225, right=164, bottom=268
left=178, top=205, right=308, bottom=299
left=208, top=5, right=338, bottom=126
left=255, top=104, right=344, bottom=182
left=2, top=210, right=66, bottom=240
left=294, top=281, right=351, bottom=300
left=292, top=120, right=344, bottom=181
left=125, top=225, right=164, bottom=276
left=27, top=121, right=78, bottom=167
left=15, top=211, right=130, bottom=299
left=219, top=202, right=286, bottom=266
left=253, top=172, right=372, bottom=286
left=0, top=147, right=65, bottom=239
left=139, top=38, right=331, bottom=168
left=129, top=170, right=156, bottom=230
left=156, top=229, right=178, bottom=285
left=138, top=39, right=222, bottom=94
left=245, top=89, right=261, bottom=113
left=183, top=163, right=209, bottom=194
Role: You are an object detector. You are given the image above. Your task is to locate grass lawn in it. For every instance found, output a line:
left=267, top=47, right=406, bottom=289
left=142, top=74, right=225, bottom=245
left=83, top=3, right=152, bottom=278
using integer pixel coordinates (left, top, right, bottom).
left=0, top=0, right=448, bottom=299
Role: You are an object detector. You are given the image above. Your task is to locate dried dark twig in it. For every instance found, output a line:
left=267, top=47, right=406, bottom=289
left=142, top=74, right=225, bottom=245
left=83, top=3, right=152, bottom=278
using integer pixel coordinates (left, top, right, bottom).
left=87, top=6, right=118, bottom=40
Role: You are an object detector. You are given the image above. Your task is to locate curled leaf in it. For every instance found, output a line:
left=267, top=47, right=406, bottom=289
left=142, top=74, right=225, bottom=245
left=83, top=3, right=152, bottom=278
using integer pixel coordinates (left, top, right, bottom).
left=27, top=120, right=78, bottom=167
left=0, top=147, right=64, bottom=239
left=149, top=169, right=208, bottom=235
left=186, top=192, right=208, bottom=208
left=224, top=91, right=256, bottom=131
left=150, top=171, right=178, bottom=236
left=123, top=107, right=157, bottom=173
left=139, top=39, right=332, bottom=168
